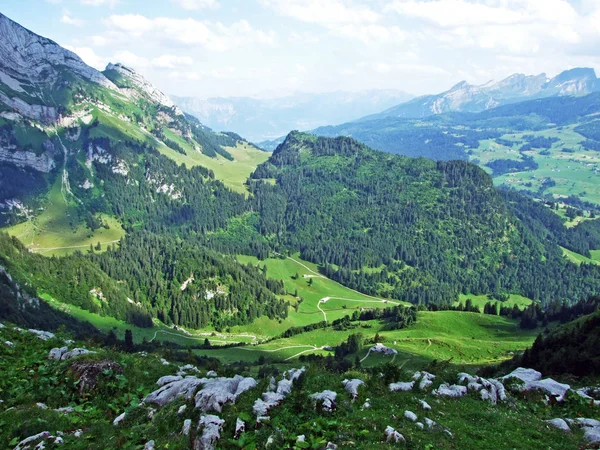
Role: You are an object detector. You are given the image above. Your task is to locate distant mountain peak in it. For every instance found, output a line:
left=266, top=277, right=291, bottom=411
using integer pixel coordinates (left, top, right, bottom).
left=105, top=63, right=182, bottom=114
left=359, top=67, right=600, bottom=121
left=448, top=80, right=471, bottom=91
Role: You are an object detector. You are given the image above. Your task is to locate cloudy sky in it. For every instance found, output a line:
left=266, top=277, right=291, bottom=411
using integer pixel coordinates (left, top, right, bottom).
left=4, top=0, right=600, bottom=98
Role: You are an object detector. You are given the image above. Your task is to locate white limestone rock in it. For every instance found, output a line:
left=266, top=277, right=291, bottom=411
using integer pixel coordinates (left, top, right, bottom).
left=310, top=390, right=337, bottom=411
left=145, top=377, right=204, bottom=407
left=584, top=427, right=600, bottom=444
left=144, top=440, right=155, bottom=450
left=412, top=371, right=436, bottom=390
left=419, top=400, right=432, bottom=411
left=0, top=147, right=56, bottom=173
left=545, top=418, right=570, bottom=432
left=342, top=379, right=364, bottom=398
left=385, top=426, right=405, bottom=443
left=501, top=367, right=542, bottom=384
left=234, top=418, right=245, bottom=439
left=425, top=418, right=438, bottom=429
left=433, top=384, right=468, bottom=398
left=404, top=410, right=418, bottom=422
left=14, top=431, right=50, bottom=450
left=28, top=329, right=55, bottom=341
left=113, top=412, right=126, bottom=426
left=194, top=375, right=257, bottom=413
left=253, top=368, right=305, bottom=421
left=195, top=415, right=224, bottom=450
left=389, top=381, right=414, bottom=392
left=182, top=419, right=192, bottom=436
left=48, top=347, right=95, bottom=361
left=253, top=391, right=284, bottom=419
left=370, top=342, right=398, bottom=355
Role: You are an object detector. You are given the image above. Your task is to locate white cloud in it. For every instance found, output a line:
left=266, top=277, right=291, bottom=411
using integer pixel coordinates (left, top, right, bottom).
left=384, top=0, right=596, bottom=55
left=261, top=0, right=405, bottom=44
left=260, top=0, right=379, bottom=26
left=61, top=14, right=85, bottom=27
left=103, top=14, right=276, bottom=51
left=112, top=50, right=149, bottom=69
left=151, top=54, right=194, bottom=69
left=65, top=46, right=106, bottom=70
left=173, top=0, right=219, bottom=10
left=81, top=0, right=118, bottom=6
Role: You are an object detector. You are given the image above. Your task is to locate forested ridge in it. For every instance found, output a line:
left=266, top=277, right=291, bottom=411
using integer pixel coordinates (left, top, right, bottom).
left=6, top=127, right=600, bottom=329
left=250, top=132, right=600, bottom=306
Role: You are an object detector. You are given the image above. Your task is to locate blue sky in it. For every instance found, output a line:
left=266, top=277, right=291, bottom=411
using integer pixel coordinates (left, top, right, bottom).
left=3, top=0, right=600, bottom=99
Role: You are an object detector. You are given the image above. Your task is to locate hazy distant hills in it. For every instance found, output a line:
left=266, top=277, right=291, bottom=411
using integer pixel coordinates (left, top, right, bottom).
left=359, top=68, right=600, bottom=121
left=173, top=90, right=413, bottom=143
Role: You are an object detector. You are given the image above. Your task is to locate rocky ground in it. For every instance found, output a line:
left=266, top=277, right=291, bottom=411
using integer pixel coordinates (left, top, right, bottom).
left=1, top=322, right=598, bottom=449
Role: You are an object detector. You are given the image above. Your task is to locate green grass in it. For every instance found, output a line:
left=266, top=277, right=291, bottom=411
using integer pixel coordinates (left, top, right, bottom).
left=158, top=141, right=269, bottom=194
left=561, top=246, right=600, bottom=266
left=41, top=292, right=255, bottom=346
left=234, top=253, right=410, bottom=337
left=472, top=125, right=600, bottom=204
left=197, top=311, right=538, bottom=368
left=0, top=325, right=588, bottom=450
left=2, top=179, right=125, bottom=257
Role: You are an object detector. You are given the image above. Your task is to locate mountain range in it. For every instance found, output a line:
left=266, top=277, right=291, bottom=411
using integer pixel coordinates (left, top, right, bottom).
left=173, top=89, right=413, bottom=143
left=2, top=11, right=600, bottom=449
left=359, top=68, right=600, bottom=121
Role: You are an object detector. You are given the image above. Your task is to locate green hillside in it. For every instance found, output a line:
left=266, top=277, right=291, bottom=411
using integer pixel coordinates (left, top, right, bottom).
left=250, top=132, right=600, bottom=306
left=314, top=93, right=600, bottom=206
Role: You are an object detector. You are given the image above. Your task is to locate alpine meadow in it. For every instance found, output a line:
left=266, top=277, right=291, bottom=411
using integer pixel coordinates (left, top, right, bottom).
left=2, top=2, right=600, bottom=449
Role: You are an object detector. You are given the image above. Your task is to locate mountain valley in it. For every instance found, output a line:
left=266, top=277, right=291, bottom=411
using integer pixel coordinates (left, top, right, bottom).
left=1, top=9, right=600, bottom=450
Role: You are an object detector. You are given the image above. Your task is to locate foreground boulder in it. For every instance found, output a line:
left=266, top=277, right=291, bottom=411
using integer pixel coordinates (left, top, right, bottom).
left=194, top=415, right=224, bottom=450
left=385, top=426, right=405, bottom=443
left=71, top=360, right=123, bottom=395
left=145, top=375, right=257, bottom=413
left=49, top=346, right=95, bottom=361
left=253, top=367, right=306, bottom=422
left=433, top=384, right=467, bottom=398
left=457, top=373, right=507, bottom=405
left=342, top=379, right=364, bottom=398
left=501, top=367, right=570, bottom=401
left=310, top=390, right=337, bottom=411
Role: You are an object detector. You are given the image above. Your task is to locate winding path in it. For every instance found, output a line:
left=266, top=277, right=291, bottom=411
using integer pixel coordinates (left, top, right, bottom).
left=149, top=329, right=257, bottom=344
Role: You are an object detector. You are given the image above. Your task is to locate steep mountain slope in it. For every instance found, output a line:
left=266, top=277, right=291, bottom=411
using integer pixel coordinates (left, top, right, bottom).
left=250, top=132, right=600, bottom=305
left=174, top=89, right=413, bottom=142
left=360, top=68, right=600, bottom=121
left=0, top=12, right=258, bottom=240
left=313, top=93, right=600, bottom=205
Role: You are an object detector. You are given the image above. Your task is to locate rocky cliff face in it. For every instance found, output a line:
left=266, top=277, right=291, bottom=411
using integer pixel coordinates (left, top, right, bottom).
left=0, top=13, right=116, bottom=93
left=105, top=63, right=182, bottom=114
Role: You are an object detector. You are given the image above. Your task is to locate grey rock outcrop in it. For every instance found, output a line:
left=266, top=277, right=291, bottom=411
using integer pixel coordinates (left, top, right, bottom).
left=48, top=346, right=95, bottom=361
left=194, top=415, right=224, bottom=450
left=433, top=384, right=468, bottom=398
left=545, top=418, right=570, bottom=432
left=106, top=63, right=181, bottom=113
left=501, top=367, right=570, bottom=401
left=342, top=379, right=364, bottom=398
left=310, top=390, right=337, bottom=411
left=384, top=426, right=405, bottom=443
left=389, top=381, right=414, bottom=392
